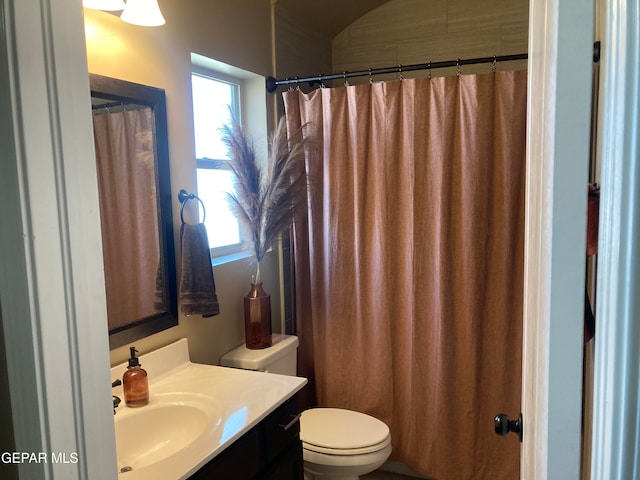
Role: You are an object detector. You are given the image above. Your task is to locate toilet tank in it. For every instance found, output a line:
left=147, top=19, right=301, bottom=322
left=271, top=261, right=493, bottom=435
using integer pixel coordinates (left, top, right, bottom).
left=220, top=334, right=298, bottom=375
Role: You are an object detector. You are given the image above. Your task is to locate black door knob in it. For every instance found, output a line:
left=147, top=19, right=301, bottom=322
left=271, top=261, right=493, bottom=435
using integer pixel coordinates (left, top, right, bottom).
left=494, top=413, right=523, bottom=442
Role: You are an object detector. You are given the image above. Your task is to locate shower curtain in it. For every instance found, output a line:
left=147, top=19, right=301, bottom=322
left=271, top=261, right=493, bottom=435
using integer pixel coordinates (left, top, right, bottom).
left=284, top=70, right=527, bottom=479
left=93, top=107, right=160, bottom=329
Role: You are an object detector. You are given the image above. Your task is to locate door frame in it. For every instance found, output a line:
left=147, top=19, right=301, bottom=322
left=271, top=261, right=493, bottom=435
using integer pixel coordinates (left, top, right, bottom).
left=590, top=0, right=640, bottom=477
left=0, top=0, right=117, bottom=478
left=522, top=0, right=595, bottom=477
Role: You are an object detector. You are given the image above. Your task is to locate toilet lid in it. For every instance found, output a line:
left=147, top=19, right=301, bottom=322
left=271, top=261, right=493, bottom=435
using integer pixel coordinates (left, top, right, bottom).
left=300, top=408, right=390, bottom=452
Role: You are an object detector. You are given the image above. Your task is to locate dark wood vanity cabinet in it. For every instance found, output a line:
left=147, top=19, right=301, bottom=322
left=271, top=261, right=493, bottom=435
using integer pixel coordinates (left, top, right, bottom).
left=190, top=393, right=304, bottom=480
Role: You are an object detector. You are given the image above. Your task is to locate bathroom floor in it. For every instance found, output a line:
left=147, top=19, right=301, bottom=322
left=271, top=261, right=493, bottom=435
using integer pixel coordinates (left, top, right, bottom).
left=362, top=471, right=423, bottom=480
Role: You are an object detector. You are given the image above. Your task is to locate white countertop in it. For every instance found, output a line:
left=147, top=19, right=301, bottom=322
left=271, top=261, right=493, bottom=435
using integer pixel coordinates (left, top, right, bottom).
left=110, top=338, right=307, bottom=480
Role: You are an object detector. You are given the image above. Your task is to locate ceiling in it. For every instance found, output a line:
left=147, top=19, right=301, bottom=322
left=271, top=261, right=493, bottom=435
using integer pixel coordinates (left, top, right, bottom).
left=274, top=0, right=390, bottom=39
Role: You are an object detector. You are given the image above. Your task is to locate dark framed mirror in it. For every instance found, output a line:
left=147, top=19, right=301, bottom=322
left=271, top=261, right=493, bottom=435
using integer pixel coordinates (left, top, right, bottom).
left=89, top=73, right=177, bottom=349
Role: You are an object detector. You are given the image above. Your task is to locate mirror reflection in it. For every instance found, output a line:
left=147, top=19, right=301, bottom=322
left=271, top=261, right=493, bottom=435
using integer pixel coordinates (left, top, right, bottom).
left=90, top=74, right=178, bottom=349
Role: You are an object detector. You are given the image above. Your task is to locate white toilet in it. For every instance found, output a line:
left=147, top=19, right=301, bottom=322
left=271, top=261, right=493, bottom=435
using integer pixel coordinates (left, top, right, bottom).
left=221, top=334, right=392, bottom=480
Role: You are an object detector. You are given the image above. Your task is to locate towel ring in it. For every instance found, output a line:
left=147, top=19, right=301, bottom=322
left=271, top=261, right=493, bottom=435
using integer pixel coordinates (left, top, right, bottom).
left=178, top=189, right=206, bottom=224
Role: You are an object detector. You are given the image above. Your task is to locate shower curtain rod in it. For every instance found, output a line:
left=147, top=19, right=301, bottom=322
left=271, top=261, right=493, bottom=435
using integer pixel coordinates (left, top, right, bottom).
left=266, top=52, right=528, bottom=92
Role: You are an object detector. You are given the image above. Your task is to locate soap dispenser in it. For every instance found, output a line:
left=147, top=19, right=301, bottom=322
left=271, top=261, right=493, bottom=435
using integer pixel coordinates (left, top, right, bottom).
left=123, top=347, right=149, bottom=407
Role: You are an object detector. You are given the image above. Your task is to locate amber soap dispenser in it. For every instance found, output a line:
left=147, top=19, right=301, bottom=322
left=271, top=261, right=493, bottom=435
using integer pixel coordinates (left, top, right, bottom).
left=123, top=347, right=149, bottom=407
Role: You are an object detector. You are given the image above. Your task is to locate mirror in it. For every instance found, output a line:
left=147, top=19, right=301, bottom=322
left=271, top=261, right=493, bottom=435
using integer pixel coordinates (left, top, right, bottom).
left=89, top=73, right=177, bottom=350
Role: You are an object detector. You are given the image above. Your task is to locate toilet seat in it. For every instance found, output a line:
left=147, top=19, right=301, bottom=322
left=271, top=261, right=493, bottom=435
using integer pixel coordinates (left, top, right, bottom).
left=301, top=408, right=391, bottom=456
left=303, top=436, right=391, bottom=456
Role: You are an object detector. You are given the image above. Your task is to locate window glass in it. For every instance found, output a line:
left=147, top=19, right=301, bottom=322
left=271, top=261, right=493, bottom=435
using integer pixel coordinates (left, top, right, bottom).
left=196, top=168, right=240, bottom=249
left=191, top=73, right=243, bottom=254
left=191, top=74, right=234, bottom=160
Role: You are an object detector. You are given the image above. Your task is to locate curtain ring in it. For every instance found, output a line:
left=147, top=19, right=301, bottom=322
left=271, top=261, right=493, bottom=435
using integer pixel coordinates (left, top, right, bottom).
left=398, top=64, right=403, bottom=81
left=343, top=71, right=349, bottom=87
left=369, top=68, right=373, bottom=84
left=427, top=61, right=432, bottom=79
left=492, top=56, right=497, bottom=73
left=456, top=59, right=461, bottom=77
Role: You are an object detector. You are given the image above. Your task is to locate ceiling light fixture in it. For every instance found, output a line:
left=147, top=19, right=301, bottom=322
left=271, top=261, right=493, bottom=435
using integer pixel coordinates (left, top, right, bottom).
left=120, top=0, right=166, bottom=27
left=83, top=0, right=165, bottom=27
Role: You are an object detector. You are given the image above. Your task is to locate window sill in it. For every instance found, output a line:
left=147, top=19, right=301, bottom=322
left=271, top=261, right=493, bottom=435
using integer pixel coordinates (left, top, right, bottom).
left=211, top=249, right=254, bottom=267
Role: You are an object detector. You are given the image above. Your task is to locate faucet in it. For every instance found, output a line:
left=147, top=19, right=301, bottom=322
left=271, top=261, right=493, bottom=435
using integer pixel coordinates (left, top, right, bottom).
left=112, top=379, right=122, bottom=415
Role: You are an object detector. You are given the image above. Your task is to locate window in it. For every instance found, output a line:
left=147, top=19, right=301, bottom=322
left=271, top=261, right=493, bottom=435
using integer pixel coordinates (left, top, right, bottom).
left=191, top=71, right=243, bottom=257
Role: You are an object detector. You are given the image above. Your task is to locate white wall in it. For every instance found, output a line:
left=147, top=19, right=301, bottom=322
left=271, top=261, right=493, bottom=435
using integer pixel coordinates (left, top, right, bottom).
left=83, top=5, right=283, bottom=367
left=332, top=0, right=529, bottom=79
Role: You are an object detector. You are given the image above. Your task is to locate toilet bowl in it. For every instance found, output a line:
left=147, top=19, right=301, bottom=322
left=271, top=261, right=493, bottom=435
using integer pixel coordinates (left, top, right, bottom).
left=220, top=335, right=392, bottom=479
left=301, top=407, right=392, bottom=480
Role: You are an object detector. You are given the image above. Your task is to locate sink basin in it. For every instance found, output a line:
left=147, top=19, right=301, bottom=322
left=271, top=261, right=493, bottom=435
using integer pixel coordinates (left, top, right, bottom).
left=108, top=340, right=307, bottom=479
left=115, top=393, right=222, bottom=473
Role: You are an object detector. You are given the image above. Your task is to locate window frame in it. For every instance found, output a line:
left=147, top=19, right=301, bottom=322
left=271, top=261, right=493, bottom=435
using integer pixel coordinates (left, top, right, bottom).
left=191, top=68, right=247, bottom=259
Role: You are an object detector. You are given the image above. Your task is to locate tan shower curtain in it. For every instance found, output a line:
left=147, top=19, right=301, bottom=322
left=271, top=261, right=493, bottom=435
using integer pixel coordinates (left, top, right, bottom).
left=284, top=70, right=526, bottom=480
left=93, top=107, right=160, bottom=329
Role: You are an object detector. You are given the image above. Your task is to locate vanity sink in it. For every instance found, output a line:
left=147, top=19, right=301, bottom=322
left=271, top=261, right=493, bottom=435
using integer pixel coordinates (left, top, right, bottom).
left=110, top=339, right=307, bottom=479
left=114, top=393, right=222, bottom=473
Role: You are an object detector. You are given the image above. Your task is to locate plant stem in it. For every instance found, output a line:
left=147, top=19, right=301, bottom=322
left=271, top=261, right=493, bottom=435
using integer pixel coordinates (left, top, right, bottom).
left=255, top=262, right=261, bottom=284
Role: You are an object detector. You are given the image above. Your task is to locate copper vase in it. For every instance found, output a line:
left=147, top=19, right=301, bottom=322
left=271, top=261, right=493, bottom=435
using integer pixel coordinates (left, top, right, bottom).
left=244, top=281, right=272, bottom=349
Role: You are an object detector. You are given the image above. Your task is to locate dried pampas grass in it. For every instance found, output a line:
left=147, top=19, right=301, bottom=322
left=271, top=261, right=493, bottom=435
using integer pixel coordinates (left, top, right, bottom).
left=222, top=115, right=311, bottom=280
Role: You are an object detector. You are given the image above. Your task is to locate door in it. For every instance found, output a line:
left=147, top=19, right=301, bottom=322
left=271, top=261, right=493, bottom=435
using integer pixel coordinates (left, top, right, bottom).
left=518, top=0, right=595, bottom=478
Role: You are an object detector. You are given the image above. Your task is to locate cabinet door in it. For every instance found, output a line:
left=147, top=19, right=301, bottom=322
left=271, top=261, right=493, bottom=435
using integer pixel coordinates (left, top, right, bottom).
left=260, top=442, right=304, bottom=480
left=263, top=396, right=301, bottom=462
left=189, top=428, right=261, bottom=480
